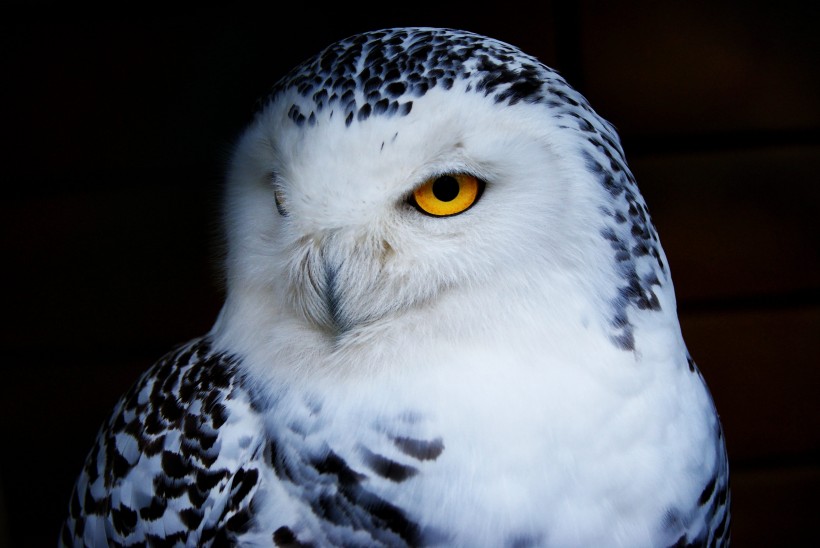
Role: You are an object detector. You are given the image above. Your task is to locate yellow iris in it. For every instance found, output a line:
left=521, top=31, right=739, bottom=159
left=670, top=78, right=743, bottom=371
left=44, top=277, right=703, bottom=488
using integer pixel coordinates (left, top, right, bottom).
left=411, top=174, right=484, bottom=217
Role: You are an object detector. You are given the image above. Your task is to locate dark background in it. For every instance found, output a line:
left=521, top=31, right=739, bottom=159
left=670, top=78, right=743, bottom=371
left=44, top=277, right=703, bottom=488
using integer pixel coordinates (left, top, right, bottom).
left=2, top=2, right=818, bottom=546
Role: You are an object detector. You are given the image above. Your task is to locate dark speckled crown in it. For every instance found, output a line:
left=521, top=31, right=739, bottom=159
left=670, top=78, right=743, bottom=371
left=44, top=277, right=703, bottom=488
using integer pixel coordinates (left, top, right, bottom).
left=260, top=27, right=555, bottom=127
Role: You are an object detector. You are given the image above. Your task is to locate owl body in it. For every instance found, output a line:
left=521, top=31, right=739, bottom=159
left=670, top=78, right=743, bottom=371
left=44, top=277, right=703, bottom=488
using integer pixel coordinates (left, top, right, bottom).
left=61, top=28, right=729, bottom=547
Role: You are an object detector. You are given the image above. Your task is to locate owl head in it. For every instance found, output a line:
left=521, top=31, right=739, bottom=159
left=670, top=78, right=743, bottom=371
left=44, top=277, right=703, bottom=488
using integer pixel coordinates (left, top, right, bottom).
left=214, top=28, right=673, bottom=369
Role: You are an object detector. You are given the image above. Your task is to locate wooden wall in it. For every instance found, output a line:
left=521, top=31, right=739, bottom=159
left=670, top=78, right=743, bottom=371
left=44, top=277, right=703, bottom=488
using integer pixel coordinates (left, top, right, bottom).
left=2, top=2, right=817, bottom=545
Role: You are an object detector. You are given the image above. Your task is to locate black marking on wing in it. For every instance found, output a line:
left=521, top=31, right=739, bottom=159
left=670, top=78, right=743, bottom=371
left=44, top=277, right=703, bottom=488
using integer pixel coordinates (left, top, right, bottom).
left=360, top=447, right=419, bottom=482
left=59, top=337, right=263, bottom=547
left=698, top=476, right=717, bottom=506
left=584, top=142, right=665, bottom=351
left=392, top=436, right=445, bottom=461
left=267, top=438, right=423, bottom=547
left=687, top=355, right=697, bottom=373
left=663, top=420, right=732, bottom=548
left=111, top=505, right=137, bottom=537
left=274, top=526, right=313, bottom=547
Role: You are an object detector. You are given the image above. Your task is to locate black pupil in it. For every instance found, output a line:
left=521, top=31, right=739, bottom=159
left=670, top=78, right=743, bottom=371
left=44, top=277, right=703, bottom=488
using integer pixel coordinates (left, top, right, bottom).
left=432, top=176, right=460, bottom=202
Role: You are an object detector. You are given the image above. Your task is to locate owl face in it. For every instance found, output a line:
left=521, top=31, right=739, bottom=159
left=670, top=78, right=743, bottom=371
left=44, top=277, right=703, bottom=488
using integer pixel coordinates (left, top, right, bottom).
left=219, top=28, right=667, bottom=359
left=227, top=88, right=597, bottom=332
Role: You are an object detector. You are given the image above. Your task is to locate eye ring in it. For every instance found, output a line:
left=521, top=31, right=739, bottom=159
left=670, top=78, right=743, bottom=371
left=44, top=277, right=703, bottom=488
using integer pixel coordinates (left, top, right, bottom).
left=410, top=174, right=485, bottom=217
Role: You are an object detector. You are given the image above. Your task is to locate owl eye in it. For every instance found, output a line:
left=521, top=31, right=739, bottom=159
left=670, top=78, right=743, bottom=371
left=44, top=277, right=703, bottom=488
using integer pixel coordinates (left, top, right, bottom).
left=273, top=185, right=288, bottom=216
left=410, top=174, right=485, bottom=217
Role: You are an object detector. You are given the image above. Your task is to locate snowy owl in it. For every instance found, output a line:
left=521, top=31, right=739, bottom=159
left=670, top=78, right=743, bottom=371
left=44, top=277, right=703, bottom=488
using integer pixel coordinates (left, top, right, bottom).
left=60, top=27, right=730, bottom=547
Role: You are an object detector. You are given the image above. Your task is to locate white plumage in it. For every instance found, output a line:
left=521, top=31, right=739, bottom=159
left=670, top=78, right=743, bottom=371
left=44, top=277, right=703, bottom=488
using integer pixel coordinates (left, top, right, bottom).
left=61, top=27, right=730, bottom=547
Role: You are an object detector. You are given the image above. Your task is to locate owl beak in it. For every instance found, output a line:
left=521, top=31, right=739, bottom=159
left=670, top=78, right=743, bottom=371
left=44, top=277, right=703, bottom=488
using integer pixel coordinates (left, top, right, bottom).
left=320, top=254, right=351, bottom=336
left=299, top=236, right=356, bottom=337
left=294, top=231, right=383, bottom=338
